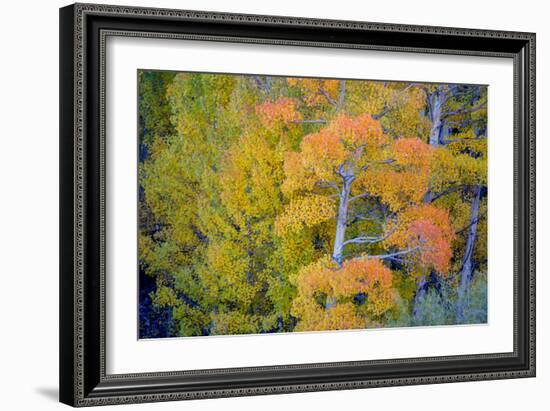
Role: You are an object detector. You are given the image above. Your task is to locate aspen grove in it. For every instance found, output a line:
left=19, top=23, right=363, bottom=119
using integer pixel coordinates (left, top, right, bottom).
left=138, top=71, right=488, bottom=338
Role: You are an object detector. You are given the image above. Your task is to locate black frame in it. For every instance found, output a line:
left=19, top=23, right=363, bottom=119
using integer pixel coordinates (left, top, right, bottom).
left=60, top=3, right=536, bottom=407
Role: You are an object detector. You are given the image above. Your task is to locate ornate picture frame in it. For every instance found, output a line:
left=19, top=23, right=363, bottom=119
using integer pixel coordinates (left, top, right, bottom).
left=59, top=3, right=535, bottom=407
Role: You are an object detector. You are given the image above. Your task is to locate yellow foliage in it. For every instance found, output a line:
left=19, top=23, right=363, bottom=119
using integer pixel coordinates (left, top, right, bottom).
left=287, top=78, right=341, bottom=106
left=211, top=311, right=260, bottom=335
left=219, top=133, right=284, bottom=224
left=430, top=145, right=487, bottom=194
left=139, top=72, right=488, bottom=337
left=360, top=170, right=429, bottom=212
left=292, top=256, right=396, bottom=331
left=152, top=286, right=179, bottom=307
left=201, top=239, right=261, bottom=308
left=346, top=81, right=429, bottom=138
left=275, top=195, right=336, bottom=236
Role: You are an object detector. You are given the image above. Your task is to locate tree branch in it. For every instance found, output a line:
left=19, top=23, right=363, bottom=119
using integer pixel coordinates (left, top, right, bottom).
left=443, top=136, right=485, bottom=144
left=347, top=214, right=378, bottom=225
left=253, top=75, right=271, bottom=93
left=359, top=158, right=394, bottom=172
left=372, top=84, right=417, bottom=120
left=292, top=119, right=328, bottom=124
left=455, top=212, right=487, bottom=235
left=347, top=207, right=390, bottom=226
left=343, top=228, right=394, bottom=246
left=442, top=101, right=487, bottom=119
left=344, top=236, right=383, bottom=246
left=370, top=246, right=421, bottom=260
left=315, top=180, right=341, bottom=194
left=349, top=192, right=370, bottom=202
left=319, top=87, right=338, bottom=106
left=428, top=185, right=461, bottom=203
left=372, top=106, right=391, bottom=120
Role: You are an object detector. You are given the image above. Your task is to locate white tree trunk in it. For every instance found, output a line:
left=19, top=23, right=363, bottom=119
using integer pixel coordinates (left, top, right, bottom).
left=327, top=168, right=354, bottom=310
left=338, top=80, right=346, bottom=110
left=332, top=176, right=352, bottom=267
left=456, top=185, right=482, bottom=322
left=427, top=87, right=447, bottom=146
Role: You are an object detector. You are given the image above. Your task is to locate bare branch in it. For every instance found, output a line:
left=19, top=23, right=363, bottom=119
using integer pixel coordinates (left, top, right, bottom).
left=347, top=214, right=378, bottom=225
left=455, top=212, right=487, bottom=235
left=372, top=84, right=417, bottom=120
left=372, top=106, right=391, bottom=120
left=443, top=136, right=485, bottom=144
left=315, top=180, right=341, bottom=194
left=347, top=207, right=389, bottom=226
left=381, top=256, right=404, bottom=263
left=344, top=229, right=394, bottom=247
left=442, top=102, right=487, bottom=119
left=428, top=185, right=462, bottom=202
left=292, top=119, right=328, bottom=124
left=370, top=246, right=421, bottom=260
left=349, top=192, right=370, bottom=202
left=344, top=236, right=383, bottom=246
left=358, top=158, right=395, bottom=172
left=253, top=75, right=270, bottom=93
left=319, top=87, right=338, bottom=106
left=398, top=83, right=416, bottom=94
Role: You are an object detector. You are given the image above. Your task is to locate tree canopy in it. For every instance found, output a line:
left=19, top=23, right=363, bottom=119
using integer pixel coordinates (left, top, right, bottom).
left=138, top=71, right=488, bottom=338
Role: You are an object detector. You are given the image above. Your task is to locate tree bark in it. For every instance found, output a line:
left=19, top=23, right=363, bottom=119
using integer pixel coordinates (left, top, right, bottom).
left=332, top=174, right=353, bottom=267
left=326, top=165, right=355, bottom=310
left=412, top=276, right=428, bottom=320
left=413, top=87, right=449, bottom=316
left=456, top=185, right=482, bottom=322
left=338, top=80, right=346, bottom=110
left=427, top=86, right=447, bottom=146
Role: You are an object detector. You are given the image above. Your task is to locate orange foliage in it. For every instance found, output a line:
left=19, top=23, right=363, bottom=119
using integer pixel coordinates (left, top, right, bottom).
left=385, top=204, right=455, bottom=274
left=292, top=256, right=396, bottom=331
left=408, top=220, right=454, bottom=274
left=357, top=138, right=433, bottom=211
left=294, top=113, right=386, bottom=165
left=325, top=113, right=387, bottom=148
left=392, top=137, right=434, bottom=168
left=281, top=114, right=390, bottom=196
left=141, top=72, right=488, bottom=337
left=255, top=97, right=302, bottom=126
left=300, top=127, right=347, bottom=164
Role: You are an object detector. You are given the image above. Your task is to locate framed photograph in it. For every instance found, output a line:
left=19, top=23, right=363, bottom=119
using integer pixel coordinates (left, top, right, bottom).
left=59, top=3, right=536, bottom=407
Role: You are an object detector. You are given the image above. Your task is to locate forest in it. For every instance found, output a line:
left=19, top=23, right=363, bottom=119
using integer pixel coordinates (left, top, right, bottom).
left=138, top=70, right=488, bottom=338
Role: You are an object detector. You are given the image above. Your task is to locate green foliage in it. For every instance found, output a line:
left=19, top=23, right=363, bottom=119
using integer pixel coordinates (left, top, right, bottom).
left=458, top=272, right=488, bottom=324
left=138, top=71, right=177, bottom=145
left=393, top=273, right=488, bottom=327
